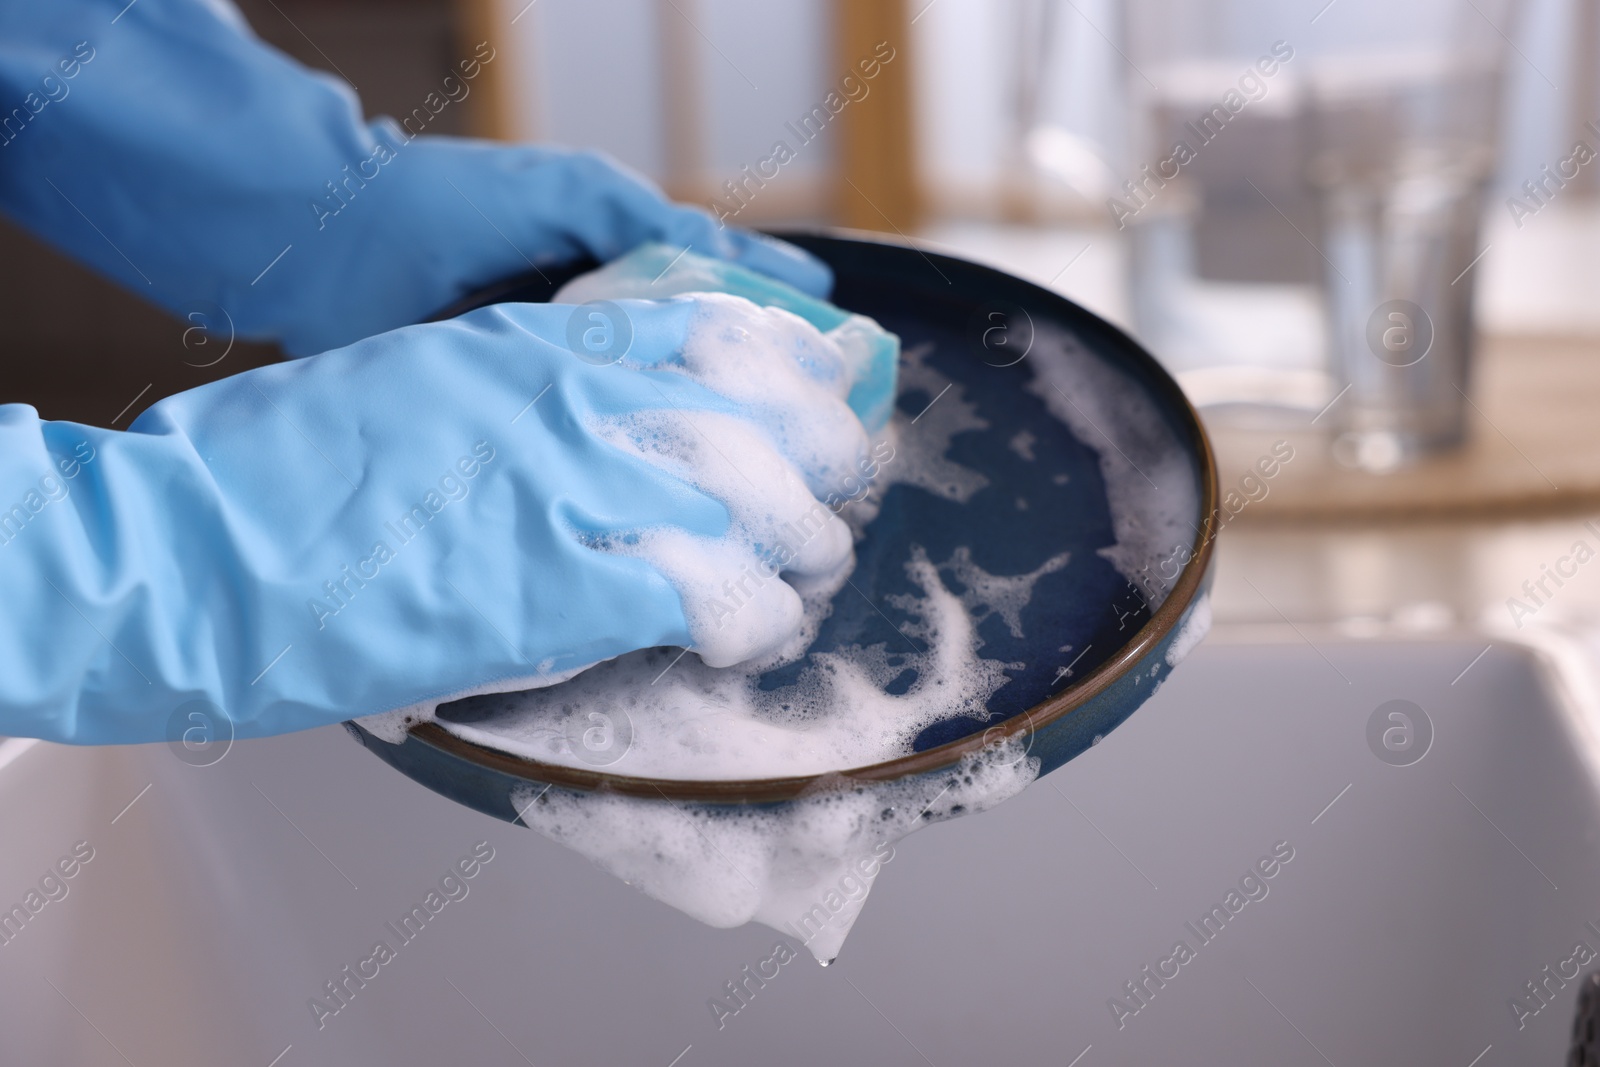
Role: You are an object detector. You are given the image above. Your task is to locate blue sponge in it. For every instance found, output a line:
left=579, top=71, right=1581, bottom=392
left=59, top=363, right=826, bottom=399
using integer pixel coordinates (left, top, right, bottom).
left=554, top=242, right=900, bottom=433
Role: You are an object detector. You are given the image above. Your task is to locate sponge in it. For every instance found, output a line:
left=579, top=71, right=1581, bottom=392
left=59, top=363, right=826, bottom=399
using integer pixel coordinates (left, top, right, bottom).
left=553, top=242, right=899, bottom=433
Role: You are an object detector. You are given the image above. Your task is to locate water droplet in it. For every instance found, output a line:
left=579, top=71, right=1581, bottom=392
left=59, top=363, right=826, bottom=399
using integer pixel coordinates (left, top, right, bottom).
left=818, top=957, right=835, bottom=968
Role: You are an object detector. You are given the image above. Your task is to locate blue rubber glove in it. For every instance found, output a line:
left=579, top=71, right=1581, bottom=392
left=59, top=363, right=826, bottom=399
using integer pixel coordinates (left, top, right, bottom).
left=0, top=0, right=831, bottom=357
left=0, top=297, right=868, bottom=744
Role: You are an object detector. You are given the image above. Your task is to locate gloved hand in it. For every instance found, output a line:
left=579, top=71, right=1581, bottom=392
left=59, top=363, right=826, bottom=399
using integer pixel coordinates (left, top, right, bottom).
left=0, top=0, right=830, bottom=357
left=0, top=295, right=869, bottom=744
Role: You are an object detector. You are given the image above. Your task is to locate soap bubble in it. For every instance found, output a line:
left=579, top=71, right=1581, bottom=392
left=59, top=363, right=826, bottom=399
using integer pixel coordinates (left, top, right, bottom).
left=980, top=712, right=1036, bottom=767
left=564, top=707, right=634, bottom=766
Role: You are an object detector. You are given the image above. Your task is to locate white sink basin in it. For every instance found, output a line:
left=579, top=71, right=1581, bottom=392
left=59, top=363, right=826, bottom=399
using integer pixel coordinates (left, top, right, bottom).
left=2, top=627, right=1597, bottom=1065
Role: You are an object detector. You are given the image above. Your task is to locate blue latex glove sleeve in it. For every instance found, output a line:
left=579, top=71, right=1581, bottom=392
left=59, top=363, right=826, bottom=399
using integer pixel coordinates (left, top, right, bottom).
left=0, top=0, right=831, bottom=356
left=0, top=298, right=863, bottom=744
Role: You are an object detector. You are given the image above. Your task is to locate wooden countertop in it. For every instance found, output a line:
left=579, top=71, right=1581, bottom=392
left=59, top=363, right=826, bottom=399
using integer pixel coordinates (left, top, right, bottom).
left=1209, top=334, right=1600, bottom=520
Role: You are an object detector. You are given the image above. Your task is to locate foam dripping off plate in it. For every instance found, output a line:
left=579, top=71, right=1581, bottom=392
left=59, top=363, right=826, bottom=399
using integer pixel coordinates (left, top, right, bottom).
left=346, top=230, right=1218, bottom=961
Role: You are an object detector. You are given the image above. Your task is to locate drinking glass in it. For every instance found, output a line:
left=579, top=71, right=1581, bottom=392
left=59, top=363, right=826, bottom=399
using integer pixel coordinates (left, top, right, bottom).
left=1119, top=0, right=1523, bottom=470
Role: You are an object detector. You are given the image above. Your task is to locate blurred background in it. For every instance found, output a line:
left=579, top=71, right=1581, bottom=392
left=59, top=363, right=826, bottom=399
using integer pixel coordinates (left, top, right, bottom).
left=8, top=0, right=1600, bottom=618
left=9, top=0, right=1600, bottom=616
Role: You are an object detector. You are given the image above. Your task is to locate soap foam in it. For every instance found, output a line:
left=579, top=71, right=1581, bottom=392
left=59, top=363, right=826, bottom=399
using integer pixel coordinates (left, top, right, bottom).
left=360, top=294, right=870, bottom=740
left=1166, top=592, right=1213, bottom=667
left=366, top=285, right=1202, bottom=962
left=552, top=243, right=901, bottom=432
left=878, top=343, right=991, bottom=506
left=512, top=738, right=1038, bottom=962
left=594, top=295, right=877, bottom=668
left=1024, top=325, right=1199, bottom=608
left=442, top=322, right=1186, bottom=781
left=445, top=544, right=1065, bottom=778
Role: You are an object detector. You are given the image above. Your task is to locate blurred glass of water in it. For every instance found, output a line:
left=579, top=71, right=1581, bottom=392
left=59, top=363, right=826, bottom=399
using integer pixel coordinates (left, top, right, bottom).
left=1119, top=0, right=1521, bottom=470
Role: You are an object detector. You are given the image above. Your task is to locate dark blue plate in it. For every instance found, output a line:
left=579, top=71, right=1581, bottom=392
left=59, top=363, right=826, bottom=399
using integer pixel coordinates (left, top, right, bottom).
left=349, top=231, right=1217, bottom=813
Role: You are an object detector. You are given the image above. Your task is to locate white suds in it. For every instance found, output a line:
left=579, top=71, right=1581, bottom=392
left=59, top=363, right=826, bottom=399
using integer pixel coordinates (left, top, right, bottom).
left=885, top=343, right=991, bottom=505
left=512, top=739, right=1038, bottom=962
left=1166, top=592, right=1212, bottom=667
left=1024, top=325, right=1199, bottom=608
left=443, top=545, right=1051, bottom=780
left=596, top=295, right=871, bottom=668
left=360, top=280, right=1204, bottom=962
left=358, top=294, right=871, bottom=737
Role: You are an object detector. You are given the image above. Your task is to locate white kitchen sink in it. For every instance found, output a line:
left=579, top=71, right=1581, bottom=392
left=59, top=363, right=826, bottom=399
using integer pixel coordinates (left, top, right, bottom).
left=2, top=626, right=1597, bottom=1065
